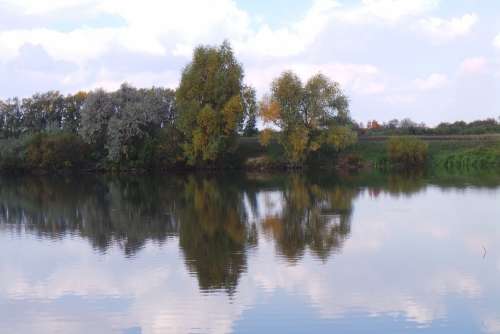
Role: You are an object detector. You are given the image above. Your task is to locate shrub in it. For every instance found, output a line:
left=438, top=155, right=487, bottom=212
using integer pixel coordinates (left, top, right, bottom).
left=151, top=127, right=184, bottom=169
left=0, top=138, right=27, bottom=171
left=25, top=132, right=89, bottom=170
left=387, top=136, right=428, bottom=167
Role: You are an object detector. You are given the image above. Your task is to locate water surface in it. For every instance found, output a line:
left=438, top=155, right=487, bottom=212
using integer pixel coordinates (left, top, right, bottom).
left=0, top=172, right=499, bottom=333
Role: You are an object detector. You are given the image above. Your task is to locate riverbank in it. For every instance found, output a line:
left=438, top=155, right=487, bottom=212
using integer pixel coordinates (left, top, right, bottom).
left=1, top=134, right=500, bottom=174
left=341, top=135, right=500, bottom=170
left=239, top=134, right=500, bottom=171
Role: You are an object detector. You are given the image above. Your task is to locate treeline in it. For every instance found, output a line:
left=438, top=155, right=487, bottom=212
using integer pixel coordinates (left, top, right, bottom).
left=0, top=41, right=356, bottom=172
left=0, top=87, right=181, bottom=171
left=361, top=118, right=500, bottom=136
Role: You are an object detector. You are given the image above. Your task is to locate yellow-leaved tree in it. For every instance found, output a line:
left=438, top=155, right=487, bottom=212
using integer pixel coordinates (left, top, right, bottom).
left=176, top=41, right=256, bottom=166
left=259, top=71, right=357, bottom=165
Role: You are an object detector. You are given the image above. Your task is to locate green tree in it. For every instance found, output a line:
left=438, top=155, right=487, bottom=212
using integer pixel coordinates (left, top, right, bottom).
left=0, top=98, right=23, bottom=138
left=79, top=89, right=115, bottom=158
left=63, top=91, right=87, bottom=134
left=176, top=41, right=251, bottom=165
left=80, top=84, right=176, bottom=165
left=242, top=85, right=258, bottom=136
left=260, top=71, right=355, bottom=164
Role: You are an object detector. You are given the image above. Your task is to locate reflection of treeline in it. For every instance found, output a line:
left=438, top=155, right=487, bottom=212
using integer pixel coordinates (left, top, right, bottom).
left=2, top=172, right=498, bottom=292
left=0, top=173, right=359, bottom=293
left=0, top=176, right=179, bottom=255
left=261, top=175, right=355, bottom=262
left=330, top=169, right=500, bottom=197
left=176, top=177, right=258, bottom=293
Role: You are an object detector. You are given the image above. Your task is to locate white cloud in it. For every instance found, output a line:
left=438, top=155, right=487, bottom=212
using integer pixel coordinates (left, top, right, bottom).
left=246, top=61, right=384, bottom=96
left=459, top=57, right=488, bottom=76
left=2, top=0, right=99, bottom=15
left=418, top=13, right=478, bottom=42
left=383, top=94, right=417, bottom=105
left=414, top=73, right=448, bottom=91
left=493, top=33, right=500, bottom=49
left=333, top=0, right=439, bottom=24
left=0, top=0, right=497, bottom=124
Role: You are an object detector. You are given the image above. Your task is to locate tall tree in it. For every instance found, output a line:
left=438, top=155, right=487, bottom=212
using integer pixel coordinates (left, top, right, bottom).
left=63, top=91, right=87, bottom=133
left=176, top=41, right=252, bottom=165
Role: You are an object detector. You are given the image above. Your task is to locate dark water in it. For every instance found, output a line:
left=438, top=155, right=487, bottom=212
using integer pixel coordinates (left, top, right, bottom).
left=0, top=171, right=499, bottom=334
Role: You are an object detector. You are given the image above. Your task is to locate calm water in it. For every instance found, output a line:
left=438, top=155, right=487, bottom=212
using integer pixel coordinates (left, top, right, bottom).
left=0, top=171, right=499, bottom=334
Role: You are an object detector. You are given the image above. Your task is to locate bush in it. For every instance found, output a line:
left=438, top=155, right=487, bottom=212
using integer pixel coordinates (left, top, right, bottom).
left=25, top=132, right=89, bottom=170
left=0, top=138, right=27, bottom=171
left=387, top=136, right=428, bottom=167
left=151, top=127, right=184, bottom=169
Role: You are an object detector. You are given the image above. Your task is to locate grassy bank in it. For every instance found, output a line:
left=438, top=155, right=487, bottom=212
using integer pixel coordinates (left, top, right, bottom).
left=342, top=135, right=500, bottom=170
left=2, top=134, right=500, bottom=174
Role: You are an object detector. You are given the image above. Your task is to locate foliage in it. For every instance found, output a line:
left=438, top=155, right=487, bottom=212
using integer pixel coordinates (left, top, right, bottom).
left=260, top=71, right=354, bottom=164
left=79, top=89, right=115, bottom=152
left=176, top=41, right=252, bottom=165
left=0, top=98, right=23, bottom=138
left=24, top=132, right=89, bottom=170
left=259, top=128, right=274, bottom=146
left=0, top=137, right=27, bottom=171
left=326, top=125, right=358, bottom=151
left=387, top=136, right=428, bottom=168
left=0, top=132, right=89, bottom=172
left=428, top=141, right=500, bottom=169
left=4, top=43, right=499, bottom=173
left=80, top=84, right=177, bottom=165
left=151, top=126, right=184, bottom=169
left=242, top=86, right=258, bottom=136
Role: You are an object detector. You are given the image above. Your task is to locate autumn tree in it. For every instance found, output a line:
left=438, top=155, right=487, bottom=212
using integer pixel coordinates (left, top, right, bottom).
left=260, top=71, right=356, bottom=164
left=176, top=41, right=256, bottom=165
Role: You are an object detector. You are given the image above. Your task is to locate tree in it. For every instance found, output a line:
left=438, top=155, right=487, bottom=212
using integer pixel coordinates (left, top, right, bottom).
left=80, top=84, right=177, bottom=165
left=21, top=91, right=65, bottom=133
left=79, top=89, right=115, bottom=158
left=0, top=98, right=22, bottom=138
left=176, top=41, right=251, bottom=165
left=260, top=71, right=355, bottom=164
left=63, top=91, right=87, bottom=133
left=242, top=86, right=258, bottom=136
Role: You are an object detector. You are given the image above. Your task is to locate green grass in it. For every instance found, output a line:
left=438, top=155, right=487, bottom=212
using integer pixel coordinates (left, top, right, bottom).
left=429, top=141, right=500, bottom=169
left=345, top=138, right=500, bottom=170
left=237, top=136, right=500, bottom=170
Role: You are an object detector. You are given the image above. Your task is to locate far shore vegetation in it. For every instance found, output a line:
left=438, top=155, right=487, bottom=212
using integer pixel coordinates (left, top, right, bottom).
left=1, top=41, right=500, bottom=174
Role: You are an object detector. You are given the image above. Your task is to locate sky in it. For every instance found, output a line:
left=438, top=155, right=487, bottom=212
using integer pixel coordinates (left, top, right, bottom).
left=0, top=0, right=499, bottom=125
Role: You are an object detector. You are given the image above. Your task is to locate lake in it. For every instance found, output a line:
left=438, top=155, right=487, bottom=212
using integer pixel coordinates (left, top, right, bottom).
left=0, top=171, right=499, bottom=334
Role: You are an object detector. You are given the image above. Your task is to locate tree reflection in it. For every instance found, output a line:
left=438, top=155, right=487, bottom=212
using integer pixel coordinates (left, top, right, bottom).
left=0, top=176, right=179, bottom=256
left=261, top=175, right=355, bottom=262
left=176, top=176, right=257, bottom=293
left=2, top=172, right=455, bottom=293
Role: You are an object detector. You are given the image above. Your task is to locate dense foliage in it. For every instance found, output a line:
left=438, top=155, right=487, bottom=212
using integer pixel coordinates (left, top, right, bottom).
left=176, top=41, right=256, bottom=165
left=387, top=136, right=429, bottom=168
left=259, top=71, right=356, bottom=164
left=7, top=41, right=495, bottom=172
